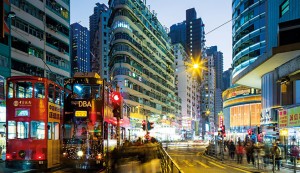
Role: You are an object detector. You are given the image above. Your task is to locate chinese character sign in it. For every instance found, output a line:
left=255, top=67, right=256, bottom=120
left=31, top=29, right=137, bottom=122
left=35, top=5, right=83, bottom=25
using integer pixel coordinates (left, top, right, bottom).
left=278, top=109, right=288, bottom=128
left=288, top=106, right=300, bottom=127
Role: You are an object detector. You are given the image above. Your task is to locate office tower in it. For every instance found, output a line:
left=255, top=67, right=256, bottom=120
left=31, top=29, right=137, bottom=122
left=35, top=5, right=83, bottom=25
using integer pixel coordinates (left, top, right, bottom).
left=108, top=0, right=181, bottom=140
left=89, top=3, right=110, bottom=80
left=169, top=22, right=186, bottom=46
left=222, top=68, right=232, bottom=91
left=70, top=23, right=90, bottom=76
left=232, top=0, right=266, bottom=78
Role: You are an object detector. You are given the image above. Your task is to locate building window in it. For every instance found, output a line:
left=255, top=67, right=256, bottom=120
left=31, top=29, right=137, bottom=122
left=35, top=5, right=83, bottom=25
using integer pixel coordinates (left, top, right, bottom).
left=280, top=0, right=289, bottom=17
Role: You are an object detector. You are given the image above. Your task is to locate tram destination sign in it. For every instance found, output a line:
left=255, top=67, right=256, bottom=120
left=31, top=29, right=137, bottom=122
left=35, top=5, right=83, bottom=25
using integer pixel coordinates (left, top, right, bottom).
left=75, top=110, right=87, bottom=117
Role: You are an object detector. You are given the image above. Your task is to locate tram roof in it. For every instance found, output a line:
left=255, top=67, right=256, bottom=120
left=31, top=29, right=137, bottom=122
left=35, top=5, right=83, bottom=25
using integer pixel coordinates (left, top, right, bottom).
left=73, top=72, right=101, bottom=79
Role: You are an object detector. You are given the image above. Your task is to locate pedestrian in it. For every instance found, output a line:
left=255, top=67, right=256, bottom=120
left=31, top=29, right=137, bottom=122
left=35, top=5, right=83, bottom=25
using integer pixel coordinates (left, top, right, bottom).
left=229, top=141, right=236, bottom=160
left=236, top=142, right=244, bottom=164
left=271, top=141, right=282, bottom=171
left=245, top=141, right=254, bottom=165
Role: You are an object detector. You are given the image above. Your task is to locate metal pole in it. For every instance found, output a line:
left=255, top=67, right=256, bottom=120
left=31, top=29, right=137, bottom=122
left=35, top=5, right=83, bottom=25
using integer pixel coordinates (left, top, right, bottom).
left=294, top=156, right=296, bottom=173
left=116, top=86, right=120, bottom=149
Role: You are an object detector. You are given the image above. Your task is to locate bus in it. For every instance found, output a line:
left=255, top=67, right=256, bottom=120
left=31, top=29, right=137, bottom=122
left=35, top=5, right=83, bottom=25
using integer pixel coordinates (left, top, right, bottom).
left=5, top=76, right=63, bottom=169
left=62, top=72, right=106, bottom=170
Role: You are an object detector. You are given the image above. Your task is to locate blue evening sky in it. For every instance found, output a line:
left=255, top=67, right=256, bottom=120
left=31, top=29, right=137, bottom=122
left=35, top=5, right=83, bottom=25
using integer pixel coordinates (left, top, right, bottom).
left=70, top=0, right=232, bottom=71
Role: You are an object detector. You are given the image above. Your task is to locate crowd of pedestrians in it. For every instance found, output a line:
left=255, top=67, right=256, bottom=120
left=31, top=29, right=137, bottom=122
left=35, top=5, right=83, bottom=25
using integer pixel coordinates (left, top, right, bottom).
left=221, top=138, right=286, bottom=171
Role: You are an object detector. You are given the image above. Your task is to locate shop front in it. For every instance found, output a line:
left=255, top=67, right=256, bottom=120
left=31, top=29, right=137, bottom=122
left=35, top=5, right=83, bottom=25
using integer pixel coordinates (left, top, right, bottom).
left=279, top=107, right=300, bottom=165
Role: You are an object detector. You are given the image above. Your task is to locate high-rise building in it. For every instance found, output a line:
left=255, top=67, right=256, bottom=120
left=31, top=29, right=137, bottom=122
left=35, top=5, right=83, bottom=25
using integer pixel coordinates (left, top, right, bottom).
left=108, top=0, right=180, bottom=140
left=7, top=0, right=71, bottom=83
left=71, top=23, right=90, bottom=76
left=169, top=8, right=205, bottom=60
left=169, top=22, right=186, bottom=46
left=232, top=0, right=266, bottom=78
left=222, top=68, right=232, bottom=91
left=89, top=3, right=110, bottom=80
left=186, top=8, right=205, bottom=60
left=174, top=43, right=200, bottom=138
left=233, top=0, right=300, bottom=145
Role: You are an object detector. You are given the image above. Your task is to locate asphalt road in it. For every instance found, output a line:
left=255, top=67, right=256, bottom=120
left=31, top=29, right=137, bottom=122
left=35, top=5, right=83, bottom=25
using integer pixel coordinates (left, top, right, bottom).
left=167, top=145, right=252, bottom=173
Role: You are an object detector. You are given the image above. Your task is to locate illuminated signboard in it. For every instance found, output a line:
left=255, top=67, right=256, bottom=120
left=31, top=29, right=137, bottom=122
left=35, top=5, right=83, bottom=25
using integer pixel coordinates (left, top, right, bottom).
left=75, top=111, right=87, bottom=117
left=15, top=109, right=30, bottom=117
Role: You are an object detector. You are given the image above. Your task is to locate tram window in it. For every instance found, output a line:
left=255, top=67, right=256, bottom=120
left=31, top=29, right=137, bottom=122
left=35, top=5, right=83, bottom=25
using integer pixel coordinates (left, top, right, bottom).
left=49, top=84, right=54, bottom=103
left=7, top=121, right=16, bottom=139
left=17, top=122, right=29, bottom=139
left=16, top=81, right=33, bottom=98
left=8, top=82, right=13, bottom=98
left=82, top=86, right=91, bottom=99
left=47, top=122, right=52, bottom=139
left=31, top=121, right=45, bottom=139
left=92, top=85, right=101, bottom=99
left=55, top=87, right=61, bottom=104
left=34, top=82, right=45, bottom=98
left=53, top=122, right=59, bottom=140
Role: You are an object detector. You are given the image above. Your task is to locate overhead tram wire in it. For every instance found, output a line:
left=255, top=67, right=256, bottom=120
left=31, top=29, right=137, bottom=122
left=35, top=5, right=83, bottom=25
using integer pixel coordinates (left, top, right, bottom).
left=205, top=19, right=232, bottom=35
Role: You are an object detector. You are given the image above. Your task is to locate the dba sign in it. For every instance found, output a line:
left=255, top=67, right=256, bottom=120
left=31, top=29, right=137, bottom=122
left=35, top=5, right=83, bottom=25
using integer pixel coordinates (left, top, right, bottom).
left=78, top=101, right=92, bottom=107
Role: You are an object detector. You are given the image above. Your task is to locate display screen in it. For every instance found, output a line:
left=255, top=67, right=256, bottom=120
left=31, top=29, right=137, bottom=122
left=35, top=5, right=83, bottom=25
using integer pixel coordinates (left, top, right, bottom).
left=15, top=109, right=30, bottom=117
left=75, top=111, right=87, bottom=117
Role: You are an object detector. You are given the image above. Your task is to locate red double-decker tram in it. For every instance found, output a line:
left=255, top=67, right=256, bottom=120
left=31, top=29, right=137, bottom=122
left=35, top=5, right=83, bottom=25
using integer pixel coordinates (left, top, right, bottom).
left=62, top=72, right=105, bottom=170
left=5, top=76, right=63, bottom=169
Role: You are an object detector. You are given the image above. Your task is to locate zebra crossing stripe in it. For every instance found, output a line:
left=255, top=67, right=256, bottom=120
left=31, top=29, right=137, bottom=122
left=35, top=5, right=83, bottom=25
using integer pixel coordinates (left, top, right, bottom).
left=208, top=161, right=226, bottom=169
left=196, top=161, right=210, bottom=168
left=183, top=160, right=194, bottom=166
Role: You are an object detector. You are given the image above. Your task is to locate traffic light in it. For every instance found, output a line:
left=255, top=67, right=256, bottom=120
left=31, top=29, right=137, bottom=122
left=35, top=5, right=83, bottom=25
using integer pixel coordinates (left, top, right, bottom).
left=111, top=92, right=122, bottom=118
left=142, top=120, right=146, bottom=131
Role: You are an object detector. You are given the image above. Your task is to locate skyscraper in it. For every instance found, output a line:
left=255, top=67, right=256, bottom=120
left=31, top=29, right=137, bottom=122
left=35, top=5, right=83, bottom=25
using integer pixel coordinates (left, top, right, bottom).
left=108, top=0, right=180, bottom=140
left=71, top=23, right=90, bottom=76
left=89, top=3, right=110, bottom=80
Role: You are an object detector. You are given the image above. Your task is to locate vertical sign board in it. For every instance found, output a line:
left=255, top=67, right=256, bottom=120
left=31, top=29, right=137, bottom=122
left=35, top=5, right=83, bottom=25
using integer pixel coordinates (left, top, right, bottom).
left=278, top=109, right=288, bottom=128
left=219, top=112, right=224, bottom=128
left=287, top=106, right=300, bottom=127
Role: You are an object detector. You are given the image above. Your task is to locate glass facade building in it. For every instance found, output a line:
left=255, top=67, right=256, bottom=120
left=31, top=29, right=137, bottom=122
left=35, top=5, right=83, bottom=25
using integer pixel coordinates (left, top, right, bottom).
left=232, top=0, right=266, bottom=78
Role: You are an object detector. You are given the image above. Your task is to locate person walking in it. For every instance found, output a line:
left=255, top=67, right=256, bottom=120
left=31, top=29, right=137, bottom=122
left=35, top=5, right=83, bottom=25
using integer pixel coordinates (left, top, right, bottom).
left=236, top=142, right=244, bottom=164
left=245, top=141, right=255, bottom=165
left=271, top=141, right=282, bottom=171
left=229, top=141, right=236, bottom=160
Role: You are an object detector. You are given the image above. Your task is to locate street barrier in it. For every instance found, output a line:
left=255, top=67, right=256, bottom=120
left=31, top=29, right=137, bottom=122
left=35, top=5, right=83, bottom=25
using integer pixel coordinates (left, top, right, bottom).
left=159, top=144, right=184, bottom=173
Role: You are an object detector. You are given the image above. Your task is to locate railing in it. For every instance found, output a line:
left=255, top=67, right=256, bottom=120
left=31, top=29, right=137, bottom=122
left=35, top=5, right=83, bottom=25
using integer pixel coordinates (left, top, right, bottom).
left=158, top=143, right=184, bottom=173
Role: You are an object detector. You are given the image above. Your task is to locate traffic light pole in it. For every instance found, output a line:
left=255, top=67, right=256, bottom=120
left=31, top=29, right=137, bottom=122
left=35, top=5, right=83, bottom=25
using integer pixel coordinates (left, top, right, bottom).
left=116, top=86, right=120, bottom=150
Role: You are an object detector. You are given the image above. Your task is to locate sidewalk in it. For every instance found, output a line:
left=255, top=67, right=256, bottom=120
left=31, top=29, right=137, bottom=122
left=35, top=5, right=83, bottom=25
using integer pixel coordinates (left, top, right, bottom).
left=205, top=148, right=299, bottom=173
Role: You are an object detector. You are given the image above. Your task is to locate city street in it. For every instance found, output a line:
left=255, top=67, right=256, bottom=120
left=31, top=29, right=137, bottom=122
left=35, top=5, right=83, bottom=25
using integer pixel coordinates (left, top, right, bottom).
left=166, top=144, right=251, bottom=173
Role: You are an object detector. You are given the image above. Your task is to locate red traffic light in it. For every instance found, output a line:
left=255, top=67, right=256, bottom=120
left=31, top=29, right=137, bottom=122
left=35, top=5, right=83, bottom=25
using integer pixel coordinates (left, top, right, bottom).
left=111, top=92, right=122, bottom=103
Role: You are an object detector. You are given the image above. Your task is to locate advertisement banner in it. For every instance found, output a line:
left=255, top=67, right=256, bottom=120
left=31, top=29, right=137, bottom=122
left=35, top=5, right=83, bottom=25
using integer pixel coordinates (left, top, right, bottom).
left=278, top=109, right=288, bottom=128
left=288, top=106, right=300, bottom=127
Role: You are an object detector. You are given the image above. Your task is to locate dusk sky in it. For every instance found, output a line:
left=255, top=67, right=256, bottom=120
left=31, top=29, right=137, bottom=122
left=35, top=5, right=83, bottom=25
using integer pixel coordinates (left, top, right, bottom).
left=70, top=0, right=232, bottom=71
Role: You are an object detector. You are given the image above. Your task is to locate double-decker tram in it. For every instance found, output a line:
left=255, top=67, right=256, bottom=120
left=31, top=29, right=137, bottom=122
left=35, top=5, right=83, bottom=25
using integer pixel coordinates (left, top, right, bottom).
left=62, top=72, right=105, bottom=170
left=5, top=76, right=63, bottom=169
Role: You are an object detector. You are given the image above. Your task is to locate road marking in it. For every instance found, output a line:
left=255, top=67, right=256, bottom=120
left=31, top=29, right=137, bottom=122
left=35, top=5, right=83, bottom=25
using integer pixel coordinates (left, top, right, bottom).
left=208, top=161, right=226, bottom=169
left=183, top=160, right=194, bottom=166
left=232, top=167, right=252, bottom=173
left=195, top=160, right=210, bottom=168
